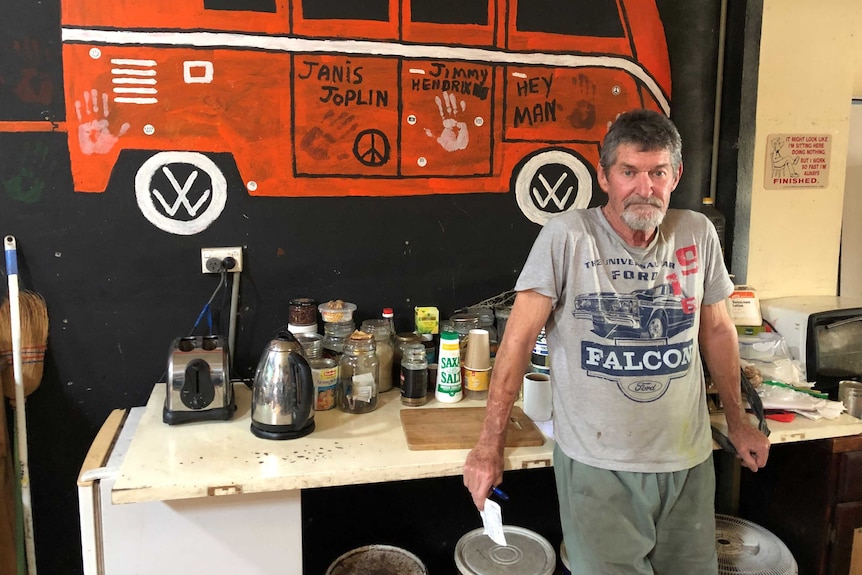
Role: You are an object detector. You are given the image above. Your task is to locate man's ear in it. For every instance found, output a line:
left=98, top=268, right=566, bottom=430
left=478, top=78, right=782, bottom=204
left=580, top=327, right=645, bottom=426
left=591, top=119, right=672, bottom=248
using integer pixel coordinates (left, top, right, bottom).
left=597, top=163, right=610, bottom=193
left=671, top=162, right=684, bottom=191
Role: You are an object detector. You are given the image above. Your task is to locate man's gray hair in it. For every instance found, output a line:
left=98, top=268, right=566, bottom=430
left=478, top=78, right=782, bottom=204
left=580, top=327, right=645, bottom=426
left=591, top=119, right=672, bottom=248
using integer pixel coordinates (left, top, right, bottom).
left=599, top=109, right=682, bottom=173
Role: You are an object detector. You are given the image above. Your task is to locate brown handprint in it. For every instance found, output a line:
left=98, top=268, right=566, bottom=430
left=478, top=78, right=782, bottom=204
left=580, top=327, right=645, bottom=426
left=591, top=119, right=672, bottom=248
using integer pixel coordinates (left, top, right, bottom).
left=424, top=91, right=469, bottom=152
left=75, top=89, right=130, bottom=155
left=13, top=38, right=54, bottom=106
left=567, top=73, right=597, bottom=129
left=300, top=109, right=358, bottom=161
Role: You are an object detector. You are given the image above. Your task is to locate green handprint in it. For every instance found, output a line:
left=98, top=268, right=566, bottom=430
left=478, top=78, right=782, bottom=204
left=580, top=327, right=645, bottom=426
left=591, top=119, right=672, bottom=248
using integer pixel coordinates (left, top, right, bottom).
left=1, top=141, right=49, bottom=203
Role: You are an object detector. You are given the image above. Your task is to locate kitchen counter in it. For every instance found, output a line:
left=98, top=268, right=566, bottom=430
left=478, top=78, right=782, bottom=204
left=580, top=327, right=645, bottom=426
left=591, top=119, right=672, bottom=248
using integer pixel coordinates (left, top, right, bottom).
left=80, top=383, right=862, bottom=575
left=111, top=383, right=554, bottom=504
left=112, top=382, right=862, bottom=505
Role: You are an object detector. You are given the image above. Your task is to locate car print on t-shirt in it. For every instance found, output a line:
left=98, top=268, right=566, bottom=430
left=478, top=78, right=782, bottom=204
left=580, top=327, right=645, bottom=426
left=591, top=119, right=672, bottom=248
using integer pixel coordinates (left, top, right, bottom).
left=573, top=283, right=696, bottom=339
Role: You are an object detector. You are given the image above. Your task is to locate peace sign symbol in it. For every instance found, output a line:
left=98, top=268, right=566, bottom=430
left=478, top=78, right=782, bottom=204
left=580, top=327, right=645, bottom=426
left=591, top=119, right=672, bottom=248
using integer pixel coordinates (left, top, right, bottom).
left=353, top=129, right=390, bottom=167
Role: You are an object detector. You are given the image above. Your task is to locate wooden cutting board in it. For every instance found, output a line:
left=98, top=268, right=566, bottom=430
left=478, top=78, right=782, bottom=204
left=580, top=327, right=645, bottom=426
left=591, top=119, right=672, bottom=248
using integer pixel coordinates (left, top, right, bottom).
left=400, top=406, right=546, bottom=450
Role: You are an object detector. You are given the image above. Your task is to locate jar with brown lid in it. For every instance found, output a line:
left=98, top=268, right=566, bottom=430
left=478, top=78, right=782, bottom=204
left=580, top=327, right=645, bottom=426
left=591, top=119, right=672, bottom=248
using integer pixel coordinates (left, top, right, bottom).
left=337, top=331, right=379, bottom=414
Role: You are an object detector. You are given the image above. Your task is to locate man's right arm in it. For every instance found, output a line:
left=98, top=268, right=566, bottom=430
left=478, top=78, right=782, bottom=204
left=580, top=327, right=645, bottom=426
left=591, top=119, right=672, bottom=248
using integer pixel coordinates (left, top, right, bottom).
left=463, top=289, right=553, bottom=510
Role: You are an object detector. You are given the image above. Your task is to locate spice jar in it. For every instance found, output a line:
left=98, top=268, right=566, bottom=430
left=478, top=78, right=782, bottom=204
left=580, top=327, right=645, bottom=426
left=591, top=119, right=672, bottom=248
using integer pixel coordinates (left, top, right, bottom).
left=400, top=343, right=428, bottom=406
left=393, top=332, right=421, bottom=387
left=337, top=331, right=379, bottom=414
left=288, top=298, right=317, bottom=326
left=361, top=319, right=395, bottom=393
left=322, top=320, right=355, bottom=360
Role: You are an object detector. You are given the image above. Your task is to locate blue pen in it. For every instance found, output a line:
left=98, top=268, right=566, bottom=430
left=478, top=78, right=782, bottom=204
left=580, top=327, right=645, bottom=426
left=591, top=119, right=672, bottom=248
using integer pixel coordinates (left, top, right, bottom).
left=491, top=486, right=510, bottom=501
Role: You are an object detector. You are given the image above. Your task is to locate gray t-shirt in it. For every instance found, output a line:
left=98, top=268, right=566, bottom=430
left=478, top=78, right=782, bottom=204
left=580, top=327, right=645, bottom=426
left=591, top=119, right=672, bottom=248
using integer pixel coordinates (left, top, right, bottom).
left=515, top=207, right=733, bottom=472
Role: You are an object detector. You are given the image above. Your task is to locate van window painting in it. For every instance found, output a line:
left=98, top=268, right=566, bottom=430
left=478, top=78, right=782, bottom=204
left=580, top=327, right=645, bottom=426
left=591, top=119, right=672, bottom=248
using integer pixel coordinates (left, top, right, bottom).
left=54, top=0, right=671, bottom=234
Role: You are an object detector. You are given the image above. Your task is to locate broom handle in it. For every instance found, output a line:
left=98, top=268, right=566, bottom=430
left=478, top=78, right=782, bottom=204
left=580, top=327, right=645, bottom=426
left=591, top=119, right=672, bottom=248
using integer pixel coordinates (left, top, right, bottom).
left=5, top=236, right=37, bottom=575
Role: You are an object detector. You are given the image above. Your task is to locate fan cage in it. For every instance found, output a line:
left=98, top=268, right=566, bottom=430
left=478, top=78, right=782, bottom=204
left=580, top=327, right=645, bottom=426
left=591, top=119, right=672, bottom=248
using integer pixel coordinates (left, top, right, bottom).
left=715, top=514, right=798, bottom=575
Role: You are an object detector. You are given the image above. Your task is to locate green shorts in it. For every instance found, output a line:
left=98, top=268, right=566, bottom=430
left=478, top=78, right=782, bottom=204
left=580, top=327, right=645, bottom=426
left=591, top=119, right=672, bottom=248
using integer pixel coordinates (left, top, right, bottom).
left=554, top=444, right=717, bottom=575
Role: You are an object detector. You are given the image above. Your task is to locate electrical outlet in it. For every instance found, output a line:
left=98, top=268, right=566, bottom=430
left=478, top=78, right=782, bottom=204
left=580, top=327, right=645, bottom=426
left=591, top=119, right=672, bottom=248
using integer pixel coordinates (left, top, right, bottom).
left=200, top=247, right=243, bottom=273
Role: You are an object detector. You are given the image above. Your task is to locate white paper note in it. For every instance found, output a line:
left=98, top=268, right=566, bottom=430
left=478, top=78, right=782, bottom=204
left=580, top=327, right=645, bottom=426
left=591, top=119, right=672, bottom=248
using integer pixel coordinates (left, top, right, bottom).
left=479, top=498, right=508, bottom=546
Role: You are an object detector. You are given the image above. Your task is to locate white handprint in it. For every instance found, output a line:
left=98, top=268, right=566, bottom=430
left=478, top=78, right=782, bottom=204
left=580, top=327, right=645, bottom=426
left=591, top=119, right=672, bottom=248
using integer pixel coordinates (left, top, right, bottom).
left=424, top=91, right=469, bottom=152
left=75, top=89, right=130, bottom=155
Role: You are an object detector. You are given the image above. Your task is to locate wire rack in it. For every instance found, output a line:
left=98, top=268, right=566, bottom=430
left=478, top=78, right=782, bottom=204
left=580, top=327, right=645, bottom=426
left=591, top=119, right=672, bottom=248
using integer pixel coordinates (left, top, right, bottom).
left=462, top=290, right=516, bottom=311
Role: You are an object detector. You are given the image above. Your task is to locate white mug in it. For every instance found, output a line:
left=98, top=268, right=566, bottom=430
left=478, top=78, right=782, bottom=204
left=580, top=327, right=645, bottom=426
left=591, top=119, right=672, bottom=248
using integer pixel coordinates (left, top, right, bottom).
left=523, top=372, right=552, bottom=422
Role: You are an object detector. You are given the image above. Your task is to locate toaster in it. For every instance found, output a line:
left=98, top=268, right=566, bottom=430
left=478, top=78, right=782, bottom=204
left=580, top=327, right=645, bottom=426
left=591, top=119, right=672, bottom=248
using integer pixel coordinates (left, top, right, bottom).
left=163, top=335, right=236, bottom=424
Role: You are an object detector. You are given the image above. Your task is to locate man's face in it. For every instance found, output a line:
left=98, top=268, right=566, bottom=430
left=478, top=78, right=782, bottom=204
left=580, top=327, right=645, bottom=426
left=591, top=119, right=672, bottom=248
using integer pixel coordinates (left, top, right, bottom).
left=597, top=143, right=682, bottom=233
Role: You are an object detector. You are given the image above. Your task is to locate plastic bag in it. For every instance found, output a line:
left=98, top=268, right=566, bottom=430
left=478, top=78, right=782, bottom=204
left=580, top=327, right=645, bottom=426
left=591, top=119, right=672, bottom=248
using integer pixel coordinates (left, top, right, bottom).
left=738, top=332, right=803, bottom=385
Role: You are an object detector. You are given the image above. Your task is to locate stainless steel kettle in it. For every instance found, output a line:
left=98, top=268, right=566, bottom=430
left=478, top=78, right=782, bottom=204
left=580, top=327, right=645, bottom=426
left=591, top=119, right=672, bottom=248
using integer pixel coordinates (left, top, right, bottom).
left=250, top=331, right=315, bottom=440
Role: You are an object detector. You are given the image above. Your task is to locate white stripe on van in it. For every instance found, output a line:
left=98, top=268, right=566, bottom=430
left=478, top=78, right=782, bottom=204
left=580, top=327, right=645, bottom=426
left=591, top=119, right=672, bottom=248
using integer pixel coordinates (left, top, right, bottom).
left=63, top=27, right=670, bottom=114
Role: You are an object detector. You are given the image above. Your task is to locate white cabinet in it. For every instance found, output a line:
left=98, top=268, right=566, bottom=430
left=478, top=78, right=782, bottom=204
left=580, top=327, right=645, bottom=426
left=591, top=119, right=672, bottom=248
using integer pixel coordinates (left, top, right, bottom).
left=77, top=408, right=303, bottom=575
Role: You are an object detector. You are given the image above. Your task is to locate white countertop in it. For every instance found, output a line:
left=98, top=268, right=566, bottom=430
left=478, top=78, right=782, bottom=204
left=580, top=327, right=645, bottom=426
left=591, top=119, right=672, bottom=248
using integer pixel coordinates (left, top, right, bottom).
left=111, top=383, right=862, bottom=505
left=709, top=410, right=862, bottom=444
left=112, top=384, right=554, bottom=504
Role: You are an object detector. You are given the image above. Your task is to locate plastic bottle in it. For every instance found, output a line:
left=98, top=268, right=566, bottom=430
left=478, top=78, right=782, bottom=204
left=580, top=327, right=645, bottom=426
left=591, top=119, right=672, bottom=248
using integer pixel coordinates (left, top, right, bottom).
left=700, top=197, right=726, bottom=256
left=382, top=307, right=395, bottom=333
left=435, top=331, right=462, bottom=403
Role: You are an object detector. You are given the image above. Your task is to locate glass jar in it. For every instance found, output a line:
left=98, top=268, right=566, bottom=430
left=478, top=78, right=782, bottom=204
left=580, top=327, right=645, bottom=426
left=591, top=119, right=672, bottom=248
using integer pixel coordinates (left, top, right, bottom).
left=393, top=332, right=421, bottom=387
left=400, top=343, right=428, bottom=406
left=467, top=306, right=498, bottom=353
left=361, top=319, right=395, bottom=392
left=450, top=312, right=480, bottom=373
left=288, top=297, right=317, bottom=326
left=294, top=332, right=323, bottom=359
left=338, top=331, right=379, bottom=414
left=322, top=320, right=355, bottom=360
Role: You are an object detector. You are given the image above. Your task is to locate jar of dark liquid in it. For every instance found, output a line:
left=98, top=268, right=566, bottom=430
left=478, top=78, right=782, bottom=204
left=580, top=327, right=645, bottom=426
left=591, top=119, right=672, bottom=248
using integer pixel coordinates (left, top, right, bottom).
left=400, top=343, right=428, bottom=406
left=393, top=332, right=421, bottom=387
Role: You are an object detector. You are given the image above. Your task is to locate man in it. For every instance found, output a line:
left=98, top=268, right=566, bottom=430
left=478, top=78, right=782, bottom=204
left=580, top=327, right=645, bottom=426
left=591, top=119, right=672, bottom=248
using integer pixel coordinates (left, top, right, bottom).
left=463, top=109, right=770, bottom=574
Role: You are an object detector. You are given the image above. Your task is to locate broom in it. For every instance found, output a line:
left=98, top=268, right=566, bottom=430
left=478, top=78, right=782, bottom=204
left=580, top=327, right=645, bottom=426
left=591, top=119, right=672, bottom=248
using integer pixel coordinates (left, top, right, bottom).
left=1, top=236, right=48, bottom=575
left=0, top=293, right=47, bottom=404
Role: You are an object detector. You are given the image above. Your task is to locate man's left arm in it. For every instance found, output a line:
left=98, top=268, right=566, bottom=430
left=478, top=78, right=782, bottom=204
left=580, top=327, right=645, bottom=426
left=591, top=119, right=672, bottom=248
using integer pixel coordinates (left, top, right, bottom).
left=699, top=301, right=770, bottom=471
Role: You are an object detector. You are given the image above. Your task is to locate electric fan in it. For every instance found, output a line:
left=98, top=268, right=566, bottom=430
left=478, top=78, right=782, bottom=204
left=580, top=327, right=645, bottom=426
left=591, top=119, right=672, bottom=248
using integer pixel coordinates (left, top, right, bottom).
left=716, top=514, right=798, bottom=575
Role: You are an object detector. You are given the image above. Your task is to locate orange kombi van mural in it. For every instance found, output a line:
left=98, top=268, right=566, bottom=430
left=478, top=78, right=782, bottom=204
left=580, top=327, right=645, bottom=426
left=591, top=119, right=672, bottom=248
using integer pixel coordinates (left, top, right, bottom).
left=60, top=0, right=671, bottom=234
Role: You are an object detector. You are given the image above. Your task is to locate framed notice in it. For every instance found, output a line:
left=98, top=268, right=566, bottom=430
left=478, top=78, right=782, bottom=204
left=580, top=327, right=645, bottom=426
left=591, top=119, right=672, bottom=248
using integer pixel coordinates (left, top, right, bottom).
left=764, top=133, right=832, bottom=189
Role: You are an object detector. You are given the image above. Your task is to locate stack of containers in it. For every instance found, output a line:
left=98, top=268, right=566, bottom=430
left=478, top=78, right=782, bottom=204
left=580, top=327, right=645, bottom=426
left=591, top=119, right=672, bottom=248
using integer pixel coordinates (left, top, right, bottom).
left=463, top=329, right=491, bottom=400
left=314, top=300, right=358, bottom=411
left=466, top=306, right=498, bottom=356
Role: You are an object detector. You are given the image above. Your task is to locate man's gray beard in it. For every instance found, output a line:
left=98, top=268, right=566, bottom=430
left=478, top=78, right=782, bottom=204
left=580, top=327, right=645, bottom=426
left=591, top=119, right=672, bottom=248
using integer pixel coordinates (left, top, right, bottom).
left=621, top=206, right=665, bottom=231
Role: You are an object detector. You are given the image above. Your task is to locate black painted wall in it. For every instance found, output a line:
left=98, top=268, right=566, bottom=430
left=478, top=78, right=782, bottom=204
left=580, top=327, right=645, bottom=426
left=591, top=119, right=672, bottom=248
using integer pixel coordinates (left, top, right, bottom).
left=0, top=0, right=742, bottom=572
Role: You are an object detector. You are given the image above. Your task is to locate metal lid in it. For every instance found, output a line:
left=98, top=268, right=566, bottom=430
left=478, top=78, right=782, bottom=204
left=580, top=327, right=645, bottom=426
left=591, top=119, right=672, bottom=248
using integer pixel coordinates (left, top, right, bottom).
left=455, top=527, right=556, bottom=575
left=326, top=544, right=427, bottom=575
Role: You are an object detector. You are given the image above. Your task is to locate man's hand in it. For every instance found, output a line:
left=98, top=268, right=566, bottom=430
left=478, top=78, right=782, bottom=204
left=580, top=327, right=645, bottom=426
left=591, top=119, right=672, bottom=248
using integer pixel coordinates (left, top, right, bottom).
left=463, top=443, right=504, bottom=511
left=728, top=423, right=770, bottom=471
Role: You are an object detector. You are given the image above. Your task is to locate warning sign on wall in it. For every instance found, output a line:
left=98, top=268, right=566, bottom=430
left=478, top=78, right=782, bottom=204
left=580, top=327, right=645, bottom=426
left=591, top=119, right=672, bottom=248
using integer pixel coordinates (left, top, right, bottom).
left=764, top=133, right=832, bottom=189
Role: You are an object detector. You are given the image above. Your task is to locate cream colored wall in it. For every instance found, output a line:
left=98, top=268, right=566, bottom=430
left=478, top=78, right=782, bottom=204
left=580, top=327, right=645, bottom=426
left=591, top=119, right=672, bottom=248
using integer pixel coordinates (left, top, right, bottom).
left=743, top=0, right=861, bottom=297
left=855, top=22, right=862, bottom=98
